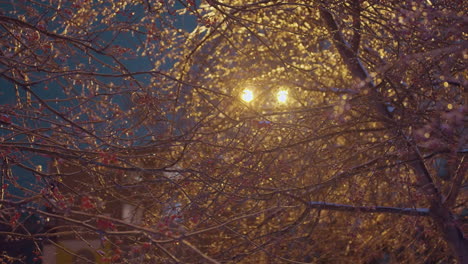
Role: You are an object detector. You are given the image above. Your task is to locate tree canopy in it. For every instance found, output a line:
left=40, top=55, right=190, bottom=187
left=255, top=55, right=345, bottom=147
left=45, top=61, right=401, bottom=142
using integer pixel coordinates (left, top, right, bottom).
left=0, top=0, right=467, bottom=263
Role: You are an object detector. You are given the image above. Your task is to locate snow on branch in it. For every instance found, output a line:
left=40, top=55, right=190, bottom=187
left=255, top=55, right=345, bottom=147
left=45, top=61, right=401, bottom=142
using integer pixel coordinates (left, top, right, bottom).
left=308, top=202, right=429, bottom=216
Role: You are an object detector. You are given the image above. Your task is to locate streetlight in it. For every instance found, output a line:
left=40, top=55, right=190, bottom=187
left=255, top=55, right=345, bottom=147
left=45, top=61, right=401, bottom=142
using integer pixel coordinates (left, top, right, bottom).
left=241, top=89, right=254, bottom=102
left=277, top=90, right=288, bottom=103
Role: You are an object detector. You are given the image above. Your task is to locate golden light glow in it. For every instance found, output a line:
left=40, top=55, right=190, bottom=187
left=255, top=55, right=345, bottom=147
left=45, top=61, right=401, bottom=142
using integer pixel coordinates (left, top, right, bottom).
left=241, top=89, right=254, bottom=102
left=277, top=90, right=288, bottom=103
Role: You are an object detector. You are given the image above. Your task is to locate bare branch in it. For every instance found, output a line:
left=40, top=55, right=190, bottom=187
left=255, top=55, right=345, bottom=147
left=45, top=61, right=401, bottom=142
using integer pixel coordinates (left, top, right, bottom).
left=307, top=201, right=429, bottom=216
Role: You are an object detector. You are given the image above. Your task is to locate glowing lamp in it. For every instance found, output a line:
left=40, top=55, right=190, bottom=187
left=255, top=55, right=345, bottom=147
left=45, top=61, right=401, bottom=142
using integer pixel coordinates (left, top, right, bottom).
left=241, top=89, right=254, bottom=102
left=277, top=90, right=288, bottom=103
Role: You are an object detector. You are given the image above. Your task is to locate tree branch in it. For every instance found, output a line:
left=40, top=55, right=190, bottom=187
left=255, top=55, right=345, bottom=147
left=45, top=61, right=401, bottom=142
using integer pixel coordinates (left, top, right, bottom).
left=350, top=0, right=361, bottom=54
left=307, top=202, right=429, bottom=216
left=319, top=8, right=368, bottom=81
